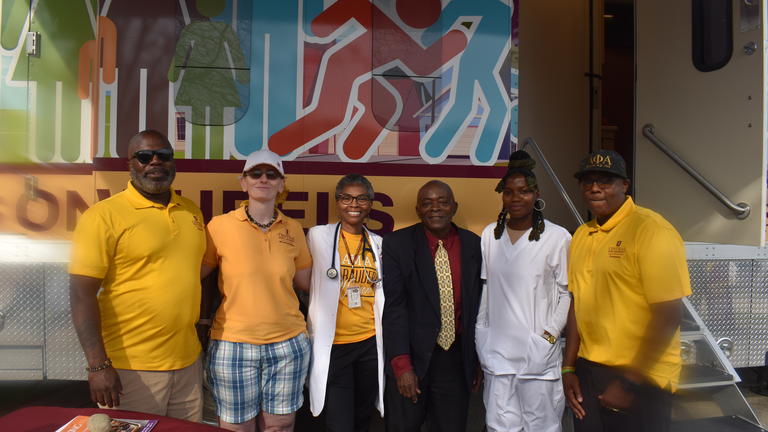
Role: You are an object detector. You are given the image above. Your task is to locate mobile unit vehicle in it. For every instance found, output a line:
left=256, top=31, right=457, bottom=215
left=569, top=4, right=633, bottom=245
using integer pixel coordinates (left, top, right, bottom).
left=0, top=0, right=766, bottom=429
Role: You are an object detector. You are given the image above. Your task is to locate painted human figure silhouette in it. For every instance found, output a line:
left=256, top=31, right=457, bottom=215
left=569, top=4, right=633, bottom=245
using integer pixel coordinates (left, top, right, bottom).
left=268, top=0, right=468, bottom=161
left=1, top=0, right=93, bottom=162
left=168, top=0, right=249, bottom=159
left=105, top=0, right=196, bottom=158
left=420, top=0, right=512, bottom=165
left=78, top=16, right=116, bottom=155
left=233, top=0, right=324, bottom=157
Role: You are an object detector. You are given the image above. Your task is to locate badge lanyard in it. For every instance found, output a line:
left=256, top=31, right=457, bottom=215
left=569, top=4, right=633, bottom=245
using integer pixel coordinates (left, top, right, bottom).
left=340, top=231, right=366, bottom=308
left=340, top=230, right=364, bottom=276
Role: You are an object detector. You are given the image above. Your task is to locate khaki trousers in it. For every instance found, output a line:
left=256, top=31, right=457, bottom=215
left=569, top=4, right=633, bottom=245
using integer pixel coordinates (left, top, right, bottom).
left=100, top=356, right=203, bottom=422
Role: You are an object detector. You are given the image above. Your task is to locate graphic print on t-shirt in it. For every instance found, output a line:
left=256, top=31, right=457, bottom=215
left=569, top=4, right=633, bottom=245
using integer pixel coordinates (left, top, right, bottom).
left=334, top=232, right=377, bottom=343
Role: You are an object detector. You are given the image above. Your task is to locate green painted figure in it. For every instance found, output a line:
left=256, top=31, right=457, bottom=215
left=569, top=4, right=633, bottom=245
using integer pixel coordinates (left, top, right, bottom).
left=168, top=0, right=249, bottom=159
left=1, top=0, right=94, bottom=162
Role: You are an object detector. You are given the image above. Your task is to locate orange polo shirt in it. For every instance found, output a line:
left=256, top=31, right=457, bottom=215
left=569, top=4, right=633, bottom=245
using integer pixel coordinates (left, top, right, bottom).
left=204, top=205, right=312, bottom=345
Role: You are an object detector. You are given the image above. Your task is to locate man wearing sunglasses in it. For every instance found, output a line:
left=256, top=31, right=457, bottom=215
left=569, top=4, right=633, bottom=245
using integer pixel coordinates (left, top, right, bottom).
left=562, top=150, right=691, bottom=432
left=69, top=130, right=207, bottom=421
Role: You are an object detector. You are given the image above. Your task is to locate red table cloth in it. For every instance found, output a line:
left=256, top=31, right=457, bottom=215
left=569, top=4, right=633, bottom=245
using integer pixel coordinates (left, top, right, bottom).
left=0, top=406, right=227, bottom=431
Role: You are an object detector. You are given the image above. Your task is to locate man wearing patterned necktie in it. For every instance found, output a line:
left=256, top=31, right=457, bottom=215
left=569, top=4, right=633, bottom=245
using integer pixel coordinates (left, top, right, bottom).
left=382, top=180, right=483, bottom=432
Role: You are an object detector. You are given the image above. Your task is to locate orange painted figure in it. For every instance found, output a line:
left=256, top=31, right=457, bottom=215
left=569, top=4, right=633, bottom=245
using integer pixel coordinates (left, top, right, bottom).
left=78, top=16, right=117, bottom=157
left=268, top=0, right=469, bottom=161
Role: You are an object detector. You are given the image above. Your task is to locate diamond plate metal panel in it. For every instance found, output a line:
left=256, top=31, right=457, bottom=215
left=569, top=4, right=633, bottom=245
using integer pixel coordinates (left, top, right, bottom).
left=0, top=347, right=43, bottom=369
left=687, top=260, right=752, bottom=367
left=45, top=264, right=87, bottom=380
left=751, top=260, right=768, bottom=366
left=0, top=263, right=44, bottom=345
left=0, top=370, right=44, bottom=380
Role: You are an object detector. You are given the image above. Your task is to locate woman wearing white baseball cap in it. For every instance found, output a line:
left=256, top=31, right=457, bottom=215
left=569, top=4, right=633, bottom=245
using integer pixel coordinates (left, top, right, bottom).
left=201, top=149, right=313, bottom=432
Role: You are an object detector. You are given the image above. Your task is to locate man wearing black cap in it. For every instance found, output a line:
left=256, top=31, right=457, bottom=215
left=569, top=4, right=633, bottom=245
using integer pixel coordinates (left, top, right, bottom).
left=562, top=150, right=692, bottom=432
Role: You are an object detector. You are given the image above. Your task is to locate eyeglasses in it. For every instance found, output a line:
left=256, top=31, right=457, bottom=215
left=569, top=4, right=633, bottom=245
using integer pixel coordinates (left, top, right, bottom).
left=579, top=175, right=619, bottom=190
left=131, top=149, right=174, bottom=164
left=336, top=194, right=372, bottom=206
left=244, top=169, right=282, bottom=181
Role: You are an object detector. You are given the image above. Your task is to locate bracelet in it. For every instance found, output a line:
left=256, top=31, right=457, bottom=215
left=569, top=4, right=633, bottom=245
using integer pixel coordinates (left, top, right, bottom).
left=197, top=318, right=212, bottom=326
left=561, top=366, right=576, bottom=374
left=85, top=358, right=113, bottom=373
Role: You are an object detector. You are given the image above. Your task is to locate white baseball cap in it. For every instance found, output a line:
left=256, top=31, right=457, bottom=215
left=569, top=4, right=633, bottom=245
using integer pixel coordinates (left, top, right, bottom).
left=242, top=149, right=285, bottom=176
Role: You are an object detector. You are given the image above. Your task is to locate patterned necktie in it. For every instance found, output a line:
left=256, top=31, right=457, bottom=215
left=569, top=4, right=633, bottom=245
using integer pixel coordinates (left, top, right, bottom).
left=435, top=240, right=455, bottom=350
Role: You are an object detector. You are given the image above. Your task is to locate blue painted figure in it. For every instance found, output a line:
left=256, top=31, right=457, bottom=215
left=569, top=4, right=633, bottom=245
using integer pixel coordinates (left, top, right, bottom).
left=233, top=0, right=324, bottom=156
left=420, top=0, right=512, bottom=165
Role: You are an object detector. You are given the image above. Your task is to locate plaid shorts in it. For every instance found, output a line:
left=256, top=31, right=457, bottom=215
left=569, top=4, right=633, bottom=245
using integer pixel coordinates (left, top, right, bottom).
left=206, top=333, right=310, bottom=423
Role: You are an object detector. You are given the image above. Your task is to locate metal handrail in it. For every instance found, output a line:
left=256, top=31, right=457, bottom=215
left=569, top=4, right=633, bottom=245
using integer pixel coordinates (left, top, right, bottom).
left=521, top=137, right=585, bottom=225
left=642, top=124, right=750, bottom=220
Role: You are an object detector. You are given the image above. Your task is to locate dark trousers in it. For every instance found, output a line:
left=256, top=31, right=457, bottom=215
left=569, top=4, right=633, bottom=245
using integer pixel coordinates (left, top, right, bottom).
left=384, top=340, right=469, bottom=432
left=573, top=358, right=672, bottom=432
left=324, top=336, right=379, bottom=432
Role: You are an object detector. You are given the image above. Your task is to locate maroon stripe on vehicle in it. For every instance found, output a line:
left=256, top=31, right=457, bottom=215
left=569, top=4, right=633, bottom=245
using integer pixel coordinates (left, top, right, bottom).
left=0, top=159, right=507, bottom=179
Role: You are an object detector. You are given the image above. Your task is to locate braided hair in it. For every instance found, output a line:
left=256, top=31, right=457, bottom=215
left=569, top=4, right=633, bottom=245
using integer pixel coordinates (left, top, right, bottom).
left=493, top=150, right=545, bottom=241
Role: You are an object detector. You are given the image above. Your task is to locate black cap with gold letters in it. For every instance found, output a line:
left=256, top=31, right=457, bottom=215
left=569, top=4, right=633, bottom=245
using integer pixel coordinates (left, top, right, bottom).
left=574, top=149, right=628, bottom=180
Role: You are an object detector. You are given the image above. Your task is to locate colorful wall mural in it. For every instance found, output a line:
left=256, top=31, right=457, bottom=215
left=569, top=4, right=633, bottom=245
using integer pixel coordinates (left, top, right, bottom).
left=0, top=0, right=518, bottom=165
left=0, top=0, right=518, bottom=238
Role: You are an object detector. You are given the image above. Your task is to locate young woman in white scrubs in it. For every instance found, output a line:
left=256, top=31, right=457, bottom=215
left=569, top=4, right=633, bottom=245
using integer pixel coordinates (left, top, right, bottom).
left=306, top=174, right=385, bottom=432
left=476, top=150, right=571, bottom=432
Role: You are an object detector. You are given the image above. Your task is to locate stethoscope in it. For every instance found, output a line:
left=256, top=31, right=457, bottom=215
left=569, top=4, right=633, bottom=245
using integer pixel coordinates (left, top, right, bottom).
left=326, top=222, right=382, bottom=284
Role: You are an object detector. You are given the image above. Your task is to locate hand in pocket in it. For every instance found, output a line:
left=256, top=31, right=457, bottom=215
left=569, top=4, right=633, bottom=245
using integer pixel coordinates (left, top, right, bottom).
left=522, top=331, right=559, bottom=375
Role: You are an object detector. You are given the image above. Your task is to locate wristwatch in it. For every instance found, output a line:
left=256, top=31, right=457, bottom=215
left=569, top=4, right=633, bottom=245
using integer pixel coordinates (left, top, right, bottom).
left=542, top=330, right=557, bottom=344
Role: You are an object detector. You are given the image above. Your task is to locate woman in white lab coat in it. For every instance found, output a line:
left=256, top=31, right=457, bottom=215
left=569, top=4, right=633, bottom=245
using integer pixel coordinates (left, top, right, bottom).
left=306, top=174, right=385, bottom=432
left=476, top=150, right=571, bottom=432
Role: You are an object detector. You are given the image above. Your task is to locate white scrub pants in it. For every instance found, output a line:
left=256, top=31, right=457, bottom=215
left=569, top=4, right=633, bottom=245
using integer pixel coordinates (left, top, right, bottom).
left=483, top=372, right=565, bottom=432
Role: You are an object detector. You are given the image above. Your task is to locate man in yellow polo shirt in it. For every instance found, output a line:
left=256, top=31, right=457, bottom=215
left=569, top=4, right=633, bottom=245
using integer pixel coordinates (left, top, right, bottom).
left=562, top=150, right=691, bottom=432
left=69, top=130, right=206, bottom=421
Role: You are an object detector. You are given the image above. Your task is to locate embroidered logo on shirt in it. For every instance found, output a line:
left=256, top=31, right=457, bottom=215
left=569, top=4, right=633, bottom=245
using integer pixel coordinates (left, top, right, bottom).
left=608, top=240, right=626, bottom=258
left=278, top=230, right=295, bottom=246
left=192, top=215, right=204, bottom=231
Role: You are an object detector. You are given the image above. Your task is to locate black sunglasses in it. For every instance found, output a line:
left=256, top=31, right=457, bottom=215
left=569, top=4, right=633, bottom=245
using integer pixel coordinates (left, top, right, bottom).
left=244, top=169, right=282, bottom=181
left=578, top=175, right=620, bottom=190
left=132, top=149, right=174, bottom=164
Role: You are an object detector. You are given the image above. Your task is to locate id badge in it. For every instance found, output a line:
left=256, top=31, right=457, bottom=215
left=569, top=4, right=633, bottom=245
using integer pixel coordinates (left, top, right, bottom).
left=347, top=286, right=362, bottom=308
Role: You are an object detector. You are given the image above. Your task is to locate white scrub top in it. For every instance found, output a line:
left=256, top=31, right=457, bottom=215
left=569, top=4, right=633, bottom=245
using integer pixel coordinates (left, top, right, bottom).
left=476, top=220, right=571, bottom=379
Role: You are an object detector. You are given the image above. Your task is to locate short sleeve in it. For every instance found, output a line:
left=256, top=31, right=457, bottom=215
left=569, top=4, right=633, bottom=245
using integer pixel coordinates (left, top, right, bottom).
left=202, top=225, right=219, bottom=267
left=637, top=224, right=692, bottom=303
left=567, top=225, right=589, bottom=293
left=68, top=206, right=115, bottom=279
left=293, top=223, right=313, bottom=270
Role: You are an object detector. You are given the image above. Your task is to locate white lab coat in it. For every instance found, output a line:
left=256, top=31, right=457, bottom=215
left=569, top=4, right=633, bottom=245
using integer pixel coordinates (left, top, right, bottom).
left=476, top=220, right=571, bottom=379
left=306, top=223, right=385, bottom=417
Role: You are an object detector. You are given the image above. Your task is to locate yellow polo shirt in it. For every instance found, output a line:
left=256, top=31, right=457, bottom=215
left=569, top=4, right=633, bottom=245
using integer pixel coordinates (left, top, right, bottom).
left=568, top=196, right=691, bottom=390
left=204, top=205, right=312, bottom=345
left=69, top=181, right=206, bottom=370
